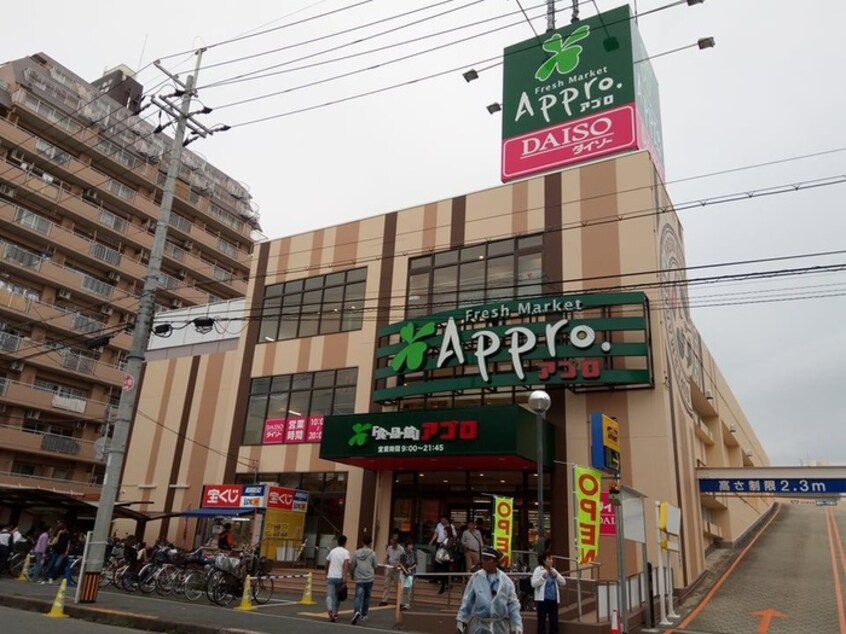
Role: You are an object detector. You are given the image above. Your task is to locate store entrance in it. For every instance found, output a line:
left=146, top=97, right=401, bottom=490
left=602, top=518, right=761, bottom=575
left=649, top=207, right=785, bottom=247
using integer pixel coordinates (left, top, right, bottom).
left=389, top=469, right=551, bottom=557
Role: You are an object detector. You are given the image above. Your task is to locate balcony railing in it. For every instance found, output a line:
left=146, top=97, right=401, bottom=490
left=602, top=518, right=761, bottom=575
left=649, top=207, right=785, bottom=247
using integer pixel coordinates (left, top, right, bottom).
left=169, top=213, right=193, bottom=233
left=0, top=330, right=23, bottom=352
left=52, top=393, right=87, bottom=413
left=79, top=273, right=114, bottom=299
left=98, top=208, right=128, bottom=234
left=2, top=241, right=43, bottom=270
left=41, top=433, right=81, bottom=456
left=13, top=207, right=52, bottom=235
left=89, top=241, right=122, bottom=266
left=70, top=313, right=105, bottom=334
left=59, top=349, right=96, bottom=375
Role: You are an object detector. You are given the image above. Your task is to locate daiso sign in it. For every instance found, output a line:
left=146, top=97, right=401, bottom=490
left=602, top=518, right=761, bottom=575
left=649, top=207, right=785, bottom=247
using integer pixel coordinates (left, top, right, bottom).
left=500, top=4, right=663, bottom=181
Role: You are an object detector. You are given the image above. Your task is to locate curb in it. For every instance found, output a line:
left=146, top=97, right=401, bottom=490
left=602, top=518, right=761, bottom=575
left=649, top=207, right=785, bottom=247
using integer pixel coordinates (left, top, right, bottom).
left=0, top=593, right=226, bottom=633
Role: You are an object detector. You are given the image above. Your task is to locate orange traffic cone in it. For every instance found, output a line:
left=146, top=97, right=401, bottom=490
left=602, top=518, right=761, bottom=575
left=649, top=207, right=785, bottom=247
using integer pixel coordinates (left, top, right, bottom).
left=45, top=578, right=70, bottom=618
left=609, top=608, right=621, bottom=634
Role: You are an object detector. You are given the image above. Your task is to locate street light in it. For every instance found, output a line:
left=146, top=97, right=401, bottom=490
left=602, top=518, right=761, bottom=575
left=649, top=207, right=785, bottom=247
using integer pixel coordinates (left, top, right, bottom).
left=528, top=389, right=551, bottom=553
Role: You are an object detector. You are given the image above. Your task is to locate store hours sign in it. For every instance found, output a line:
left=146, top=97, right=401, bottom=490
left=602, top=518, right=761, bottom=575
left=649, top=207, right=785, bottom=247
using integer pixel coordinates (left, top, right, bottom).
left=374, top=292, right=652, bottom=403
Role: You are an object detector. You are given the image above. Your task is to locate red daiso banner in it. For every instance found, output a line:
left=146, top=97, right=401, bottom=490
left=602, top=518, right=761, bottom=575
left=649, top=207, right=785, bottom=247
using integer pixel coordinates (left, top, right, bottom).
left=262, top=416, right=324, bottom=445
left=502, top=104, right=637, bottom=181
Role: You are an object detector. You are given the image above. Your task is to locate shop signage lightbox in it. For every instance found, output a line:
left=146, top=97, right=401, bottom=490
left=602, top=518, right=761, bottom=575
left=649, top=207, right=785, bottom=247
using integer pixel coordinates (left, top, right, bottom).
left=374, top=292, right=652, bottom=403
left=320, top=405, right=553, bottom=469
left=201, top=483, right=309, bottom=512
left=500, top=4, right=663, bottom=181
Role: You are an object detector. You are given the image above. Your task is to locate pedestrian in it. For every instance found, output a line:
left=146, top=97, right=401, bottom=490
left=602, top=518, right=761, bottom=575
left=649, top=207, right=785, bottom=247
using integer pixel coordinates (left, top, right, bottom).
left=217, top=523, right=234, bottom=551
left=0, top=525, right=11, bottom=573
left=531, top=552, right=566, bottom=634
left=43, top=522, right=69, bottom=583
left=456, top=546, right=523, bottom=634
left=350, top=534, right=377, bottom=625
left=30, top=525, right=50, bottom=581
left=430, top=516, right=457, bottom=594
left=381, top=533, right=404, bottom=606
left=398, top=540, right=418, bottom=610
left=325, top=534, right=350, bottom=623
left=461, top=519, right=484, bottom=572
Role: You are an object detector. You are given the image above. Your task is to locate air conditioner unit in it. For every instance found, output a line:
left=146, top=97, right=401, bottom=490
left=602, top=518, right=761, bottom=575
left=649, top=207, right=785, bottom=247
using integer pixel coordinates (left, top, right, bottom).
left=100, top=306, right=114, bottom=316
left=11, top=149, right=25, bottom=162
left=26, top=408, right=40, bottom=419
left=83, top=188, right=99, bottom=201
left=10, top=361, right=24, bottom=372
left=177, top=269, right=187, bottom=280
left=171, top=299, right=183, bottom=309
left=0, top=184, right=16, bottom=198
left=57, top=289, right=72, bottom=300
left=74, top=421, right=87, bottom=430
left=182, top=240, right=193, bottom=250
left=107, top=271, right=120, bottom=282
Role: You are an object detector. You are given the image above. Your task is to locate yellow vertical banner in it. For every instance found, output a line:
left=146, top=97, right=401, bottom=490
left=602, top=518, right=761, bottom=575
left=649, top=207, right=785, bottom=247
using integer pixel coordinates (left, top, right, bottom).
left=492, top=495, right=514, bottom=569
left=574, top=465, right=603, bottom=565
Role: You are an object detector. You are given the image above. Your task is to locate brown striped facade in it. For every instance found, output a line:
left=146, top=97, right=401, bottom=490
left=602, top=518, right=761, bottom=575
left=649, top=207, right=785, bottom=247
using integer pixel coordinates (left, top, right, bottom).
left=119, top=151, right=770, bottom=591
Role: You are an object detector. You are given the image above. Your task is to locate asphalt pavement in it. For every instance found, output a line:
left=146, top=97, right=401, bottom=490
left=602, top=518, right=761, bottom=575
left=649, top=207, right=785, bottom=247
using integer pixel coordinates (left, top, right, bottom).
left=0, top=604, right=140, bottom=633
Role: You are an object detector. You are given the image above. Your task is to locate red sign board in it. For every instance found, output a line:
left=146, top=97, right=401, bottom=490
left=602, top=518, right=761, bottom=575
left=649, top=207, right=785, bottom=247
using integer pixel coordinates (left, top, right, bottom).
left=263, top=419, right=286, bottom=444
left=202, top=484, right=243, bottom=508
left=262, top=416, right=325, bottom=445
left=600, top=491, right=616, bottom=536
left=502, top=104, right=637, bottom=181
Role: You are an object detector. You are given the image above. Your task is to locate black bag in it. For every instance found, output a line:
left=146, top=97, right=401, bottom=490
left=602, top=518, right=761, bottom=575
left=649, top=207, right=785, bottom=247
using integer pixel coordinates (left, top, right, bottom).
left=338, top=583, right=348, bottom=602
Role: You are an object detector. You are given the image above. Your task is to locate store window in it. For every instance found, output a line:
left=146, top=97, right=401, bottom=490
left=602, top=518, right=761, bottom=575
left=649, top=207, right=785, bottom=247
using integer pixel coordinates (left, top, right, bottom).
left=242, top=368, right=357, bottom=445
left=258, top=268, right=367, bottom=342
left=406, top=234, right=544, bottom=317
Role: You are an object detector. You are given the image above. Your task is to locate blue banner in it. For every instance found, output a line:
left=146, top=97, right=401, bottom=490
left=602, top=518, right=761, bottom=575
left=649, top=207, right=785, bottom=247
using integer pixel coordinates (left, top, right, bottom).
left=699, top=478, right=846, bottom=494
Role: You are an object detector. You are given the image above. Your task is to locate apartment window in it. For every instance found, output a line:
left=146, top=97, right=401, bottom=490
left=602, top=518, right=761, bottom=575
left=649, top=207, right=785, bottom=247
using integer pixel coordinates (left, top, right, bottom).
left=12, top=206, right=52, bottom=235
left=406, top=234, right=543, bottom=317
left=242, top=368, right=357, bottom=445
left=34, top=138, right=71, bottom=167
left=89, top=241, right=122, bottom=266
left=104, top=178, right=136, bottom=201
left=11, top=462, right=36, bottom=476
left=98, top=209, right=128, bottom=234
left=259, top=268, right=366, bottom=342
left=169, top=213, right=193, bottom=233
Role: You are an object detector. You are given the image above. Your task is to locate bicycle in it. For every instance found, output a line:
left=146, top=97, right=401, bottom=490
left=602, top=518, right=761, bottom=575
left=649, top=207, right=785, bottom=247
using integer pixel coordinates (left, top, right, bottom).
left=205, top=548, right=274, bottom=606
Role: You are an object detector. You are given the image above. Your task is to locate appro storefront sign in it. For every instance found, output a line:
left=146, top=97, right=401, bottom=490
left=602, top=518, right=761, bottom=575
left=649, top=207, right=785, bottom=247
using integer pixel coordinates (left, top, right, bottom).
left=320, top=405, right=553, bottom=469
left=501, top=4, right=663, bottom=181
left=374, top=292, right=652, bottom=403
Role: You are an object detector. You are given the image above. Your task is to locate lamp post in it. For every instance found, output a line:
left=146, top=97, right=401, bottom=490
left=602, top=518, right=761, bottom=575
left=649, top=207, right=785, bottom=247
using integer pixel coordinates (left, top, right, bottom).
left=528, top=390, right=551, bottom=554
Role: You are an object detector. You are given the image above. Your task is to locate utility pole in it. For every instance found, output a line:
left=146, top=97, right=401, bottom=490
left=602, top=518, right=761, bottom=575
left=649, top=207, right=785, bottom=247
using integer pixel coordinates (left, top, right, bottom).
left=78, top=49, right=207, bottom=602
left=547, top=0, right=556, bottom=32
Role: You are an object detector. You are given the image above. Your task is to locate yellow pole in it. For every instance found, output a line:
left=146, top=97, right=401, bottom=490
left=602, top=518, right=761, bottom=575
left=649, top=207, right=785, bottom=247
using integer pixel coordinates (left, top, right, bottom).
left=298, top=571, right=317, bottom=605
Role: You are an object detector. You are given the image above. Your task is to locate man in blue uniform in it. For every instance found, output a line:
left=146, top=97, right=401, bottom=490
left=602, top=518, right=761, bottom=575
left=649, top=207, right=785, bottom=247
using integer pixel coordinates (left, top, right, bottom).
left=456, top=547, right=523, bottom=634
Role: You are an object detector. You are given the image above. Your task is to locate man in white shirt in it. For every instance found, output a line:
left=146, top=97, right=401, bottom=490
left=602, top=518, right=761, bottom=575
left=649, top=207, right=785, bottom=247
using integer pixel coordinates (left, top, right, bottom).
left=325, top=534, right=351, bottom=622
left=0, top=525, right=11, bottom=572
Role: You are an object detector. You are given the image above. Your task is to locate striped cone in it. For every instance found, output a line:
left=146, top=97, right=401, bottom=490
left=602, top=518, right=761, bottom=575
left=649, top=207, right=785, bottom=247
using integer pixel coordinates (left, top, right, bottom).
left=234, top=575, right=257, bottom=611
left=45, top=578, right=70, bottom=618
left=18, top=553, right=32, bottom=581
left=609, top=608, right=621, bottom=634
left=298, top=571, right=316, bottom=605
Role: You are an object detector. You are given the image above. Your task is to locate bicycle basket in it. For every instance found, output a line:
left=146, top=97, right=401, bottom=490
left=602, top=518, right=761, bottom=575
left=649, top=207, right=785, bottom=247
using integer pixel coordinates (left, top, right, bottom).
left=259, top=557, right=273, bottom=575
left=215, top=554, right=240, bottom=573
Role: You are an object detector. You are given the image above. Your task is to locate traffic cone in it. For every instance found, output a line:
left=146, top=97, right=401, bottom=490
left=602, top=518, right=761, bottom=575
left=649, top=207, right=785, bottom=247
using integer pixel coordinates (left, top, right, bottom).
left=234, top=575, right=257, bottom=611
left=609, top=608, right=621, bottom=634
left=298, top=571, right=317, bottom=605
left=45, top=578, right=70, bottom=618
left=18, top=553, right=32, bottom=581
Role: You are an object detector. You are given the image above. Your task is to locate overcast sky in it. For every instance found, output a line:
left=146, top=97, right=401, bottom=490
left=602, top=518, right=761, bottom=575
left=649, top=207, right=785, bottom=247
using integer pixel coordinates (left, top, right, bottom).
left=3, top=1, right=844, bottom=465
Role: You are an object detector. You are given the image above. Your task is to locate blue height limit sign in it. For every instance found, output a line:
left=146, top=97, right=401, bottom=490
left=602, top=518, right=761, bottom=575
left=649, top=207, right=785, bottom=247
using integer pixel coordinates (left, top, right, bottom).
left=699, top=478, right=846, bottom=495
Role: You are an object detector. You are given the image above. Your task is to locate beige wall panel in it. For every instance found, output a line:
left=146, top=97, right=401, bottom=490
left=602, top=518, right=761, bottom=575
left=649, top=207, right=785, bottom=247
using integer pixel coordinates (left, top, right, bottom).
left=464, top=186, right=511, bottom=244
left=525, top=174, right=546, bottom=233
left=560, top=168, right=583, bottom=288
left=434, top=199, right=453, bottom=249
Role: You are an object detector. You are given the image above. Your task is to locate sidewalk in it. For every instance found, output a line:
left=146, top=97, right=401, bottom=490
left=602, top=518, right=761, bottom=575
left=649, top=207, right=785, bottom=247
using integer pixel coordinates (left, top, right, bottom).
left=0, top=577, right=413, bottom=633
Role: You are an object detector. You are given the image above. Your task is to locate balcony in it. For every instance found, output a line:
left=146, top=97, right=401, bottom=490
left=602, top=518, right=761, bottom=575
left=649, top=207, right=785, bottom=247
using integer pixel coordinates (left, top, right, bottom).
left=0, top=376, right=108, bottom=420
left=0, top=423, right=102, bottom=464
left=0, top=470, right=102, bottom=497
left=3, top=339, right=124, bottom=386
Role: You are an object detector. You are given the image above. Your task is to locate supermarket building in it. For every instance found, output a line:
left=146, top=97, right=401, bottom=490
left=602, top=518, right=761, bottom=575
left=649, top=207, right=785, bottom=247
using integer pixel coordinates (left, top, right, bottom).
left=120, top=150, right=770, bottom=589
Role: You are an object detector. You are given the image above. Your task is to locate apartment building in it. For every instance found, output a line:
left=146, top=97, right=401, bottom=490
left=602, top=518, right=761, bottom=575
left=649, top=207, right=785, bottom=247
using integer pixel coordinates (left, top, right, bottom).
left=0, top=52, right=258, bottom=507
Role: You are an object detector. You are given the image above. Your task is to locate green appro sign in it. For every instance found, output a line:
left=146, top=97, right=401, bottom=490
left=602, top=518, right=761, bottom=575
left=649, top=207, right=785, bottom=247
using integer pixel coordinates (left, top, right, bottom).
left=320, top=406, right=553, bottom=465
left=500, top=5, right=663, bottom=181
left=374, top=292, right=652, bottom=403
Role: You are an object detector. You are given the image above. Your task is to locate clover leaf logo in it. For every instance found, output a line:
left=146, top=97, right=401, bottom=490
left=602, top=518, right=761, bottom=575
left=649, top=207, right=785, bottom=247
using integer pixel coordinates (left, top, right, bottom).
left=535, top=24, right=591, bottom=82
left=348, top=422, right=372, bottom=447
left=390, top=321, right=436, bottom=373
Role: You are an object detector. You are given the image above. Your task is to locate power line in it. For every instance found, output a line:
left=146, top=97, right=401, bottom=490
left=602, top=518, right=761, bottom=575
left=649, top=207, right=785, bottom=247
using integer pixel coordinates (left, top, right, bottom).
left=155, top=0, right=377, bottom=62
